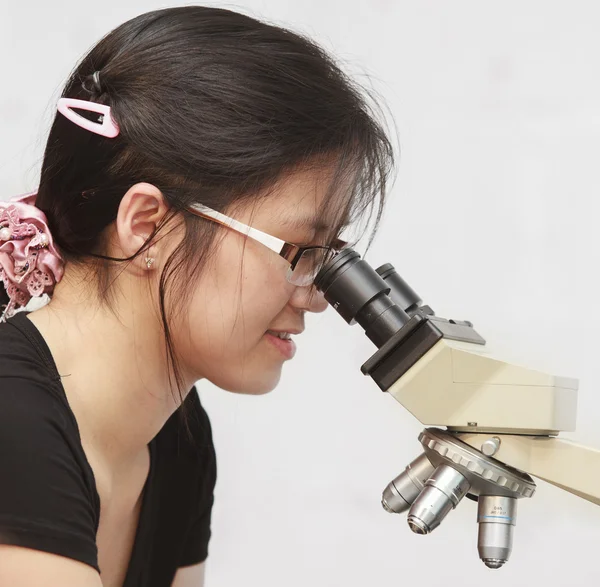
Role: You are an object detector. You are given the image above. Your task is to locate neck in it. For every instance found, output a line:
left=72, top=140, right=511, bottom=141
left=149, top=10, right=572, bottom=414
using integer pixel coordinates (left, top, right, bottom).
left=26, top=280, right=193, bottom=468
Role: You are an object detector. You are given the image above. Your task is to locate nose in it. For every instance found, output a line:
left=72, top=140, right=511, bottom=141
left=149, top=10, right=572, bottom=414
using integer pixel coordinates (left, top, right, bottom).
left=290, top=284, right=328, bottom=314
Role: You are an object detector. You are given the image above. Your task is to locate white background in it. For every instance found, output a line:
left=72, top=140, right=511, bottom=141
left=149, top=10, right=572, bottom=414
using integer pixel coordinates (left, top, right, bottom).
left=3, top=1, right=600, bottom=585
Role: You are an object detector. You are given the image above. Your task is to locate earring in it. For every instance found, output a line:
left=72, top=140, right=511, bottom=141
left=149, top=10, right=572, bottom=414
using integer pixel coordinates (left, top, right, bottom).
left=145, top=257, right=155, bottom=269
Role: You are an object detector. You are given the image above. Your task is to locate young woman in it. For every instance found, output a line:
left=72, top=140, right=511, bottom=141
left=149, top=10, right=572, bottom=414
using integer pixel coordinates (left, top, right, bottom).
left=0, top=6, right=394, bottom=587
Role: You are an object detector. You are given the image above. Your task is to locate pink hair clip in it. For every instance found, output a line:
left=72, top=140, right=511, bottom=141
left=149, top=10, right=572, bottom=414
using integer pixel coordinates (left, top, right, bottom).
left=57, top=98, right=120, bottom=138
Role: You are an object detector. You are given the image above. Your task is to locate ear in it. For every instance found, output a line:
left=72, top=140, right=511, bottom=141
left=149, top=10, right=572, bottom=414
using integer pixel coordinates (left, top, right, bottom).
left=114, top=182, right=170, bottom=262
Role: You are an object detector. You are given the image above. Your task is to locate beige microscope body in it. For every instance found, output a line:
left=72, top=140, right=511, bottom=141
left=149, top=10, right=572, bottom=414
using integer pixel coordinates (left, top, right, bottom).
left=389, top=336, right=600, bottom=506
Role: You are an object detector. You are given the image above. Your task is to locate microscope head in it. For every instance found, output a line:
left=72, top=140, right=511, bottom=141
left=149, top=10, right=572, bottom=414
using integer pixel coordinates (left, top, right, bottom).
left=315, top=248, right=577, bottom=435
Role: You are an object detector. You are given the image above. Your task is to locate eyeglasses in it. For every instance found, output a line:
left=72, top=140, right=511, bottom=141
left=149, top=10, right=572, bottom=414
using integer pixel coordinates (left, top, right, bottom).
left=185, top=203, right=346, bottom=286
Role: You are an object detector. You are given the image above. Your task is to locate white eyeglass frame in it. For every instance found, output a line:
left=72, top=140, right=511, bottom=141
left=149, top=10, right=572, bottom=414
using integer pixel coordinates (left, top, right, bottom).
left=185, top=202, right=346, bottom=285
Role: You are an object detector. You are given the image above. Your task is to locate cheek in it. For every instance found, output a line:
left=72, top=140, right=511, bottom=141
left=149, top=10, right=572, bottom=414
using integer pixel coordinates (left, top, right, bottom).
left=185, top=244, right=292, bottom=350
left=171, top=244, right=296, bottom=393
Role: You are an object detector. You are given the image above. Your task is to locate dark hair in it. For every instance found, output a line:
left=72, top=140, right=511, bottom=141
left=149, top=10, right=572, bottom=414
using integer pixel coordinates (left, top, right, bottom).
left=27, top=6, right=395, bottom=406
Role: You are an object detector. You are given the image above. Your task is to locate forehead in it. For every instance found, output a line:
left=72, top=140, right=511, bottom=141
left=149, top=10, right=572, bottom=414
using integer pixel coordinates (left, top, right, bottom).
left=251, top=163, right=350, bottom=231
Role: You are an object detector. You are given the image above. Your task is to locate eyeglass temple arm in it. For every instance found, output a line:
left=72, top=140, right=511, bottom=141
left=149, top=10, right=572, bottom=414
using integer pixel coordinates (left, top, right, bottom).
left=187, top=203, right=287, bottom=254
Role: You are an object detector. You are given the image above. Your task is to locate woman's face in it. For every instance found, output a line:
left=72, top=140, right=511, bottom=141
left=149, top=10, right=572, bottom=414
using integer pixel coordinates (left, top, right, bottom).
left=175, top=166, right=344, bottom=395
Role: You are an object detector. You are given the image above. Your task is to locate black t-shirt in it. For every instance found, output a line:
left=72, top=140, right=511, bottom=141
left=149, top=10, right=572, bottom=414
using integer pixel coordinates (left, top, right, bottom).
left=0, top=310, right=217, bottom=586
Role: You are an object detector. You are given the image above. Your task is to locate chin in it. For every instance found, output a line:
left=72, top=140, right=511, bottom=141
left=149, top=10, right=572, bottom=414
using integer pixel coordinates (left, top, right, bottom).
left=213, top=369, right=282, bottom=396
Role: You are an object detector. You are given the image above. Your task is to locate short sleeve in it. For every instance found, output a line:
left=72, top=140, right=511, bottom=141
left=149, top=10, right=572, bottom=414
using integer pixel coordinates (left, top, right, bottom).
left=0, top=377, right=99, bottom=571
left=177, top=390, right=217, bottom=567
left=178, top=493, right=214, bottom=567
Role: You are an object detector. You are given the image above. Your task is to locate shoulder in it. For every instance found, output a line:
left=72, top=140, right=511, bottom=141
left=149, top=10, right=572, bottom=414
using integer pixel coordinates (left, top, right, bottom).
left=0, top=314, right=96, bottom=514
left=0, top=311, right=61, bottom=388
left=0, top=312, right=78, bottom=439
left=0, top=314, right=73, bottom=439
left=0, top=372, right=93, bottom=495
left=0, top=375, right=66, bottom=436
left=0, top=376, right=99, bottom=571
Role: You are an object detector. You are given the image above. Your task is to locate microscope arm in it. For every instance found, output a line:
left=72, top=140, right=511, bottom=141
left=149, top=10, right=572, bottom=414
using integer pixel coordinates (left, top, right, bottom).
left=456, top=432, right=600, bottom=506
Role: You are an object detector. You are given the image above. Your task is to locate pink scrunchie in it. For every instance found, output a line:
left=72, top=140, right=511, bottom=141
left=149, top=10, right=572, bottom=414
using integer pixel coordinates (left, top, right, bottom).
left=0, top=191, right=64, bottom=321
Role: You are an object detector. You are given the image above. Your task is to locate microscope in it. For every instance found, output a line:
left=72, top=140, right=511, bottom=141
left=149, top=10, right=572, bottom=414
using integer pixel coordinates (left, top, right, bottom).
left=314, top=248, right=600, bottom=570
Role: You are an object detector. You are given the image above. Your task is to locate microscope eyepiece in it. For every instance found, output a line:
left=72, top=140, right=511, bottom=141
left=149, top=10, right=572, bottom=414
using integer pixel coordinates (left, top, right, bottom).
left=314, top=248, right=411, bottom=348
left=375, top=263, right=424, bottom=316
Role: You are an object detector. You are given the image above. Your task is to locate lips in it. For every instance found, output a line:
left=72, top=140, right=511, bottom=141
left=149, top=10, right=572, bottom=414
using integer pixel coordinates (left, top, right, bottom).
left=266, top=328, right=304, bottom=336
left=266, top=330, right=291, bottom=339
left=264, top=331, right=297, bottom=359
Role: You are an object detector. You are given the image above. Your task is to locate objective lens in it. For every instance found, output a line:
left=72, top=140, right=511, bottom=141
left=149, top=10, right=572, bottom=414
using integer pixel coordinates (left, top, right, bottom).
left=314, top=248, right=410, bottom=348
left=407, top=464, right=470, bottom=534
left=477, top=495, right=517, bottom=569
left=381, top=454, right=435, bottom=514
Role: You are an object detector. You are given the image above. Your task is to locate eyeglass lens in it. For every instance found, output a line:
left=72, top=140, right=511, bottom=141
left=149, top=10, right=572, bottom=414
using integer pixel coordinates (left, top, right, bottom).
left=287, top=248, right=336, bottom=286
